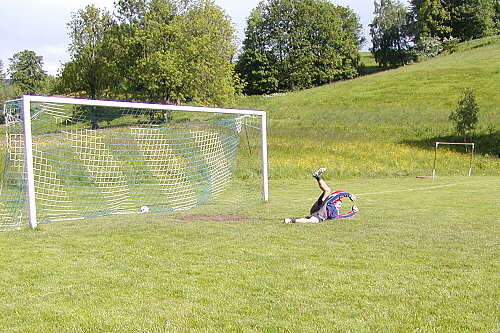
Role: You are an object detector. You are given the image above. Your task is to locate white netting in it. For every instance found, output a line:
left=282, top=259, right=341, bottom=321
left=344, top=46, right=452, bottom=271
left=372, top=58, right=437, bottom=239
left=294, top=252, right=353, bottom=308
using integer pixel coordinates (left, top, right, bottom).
left=0, top=97, right=266, bottom=230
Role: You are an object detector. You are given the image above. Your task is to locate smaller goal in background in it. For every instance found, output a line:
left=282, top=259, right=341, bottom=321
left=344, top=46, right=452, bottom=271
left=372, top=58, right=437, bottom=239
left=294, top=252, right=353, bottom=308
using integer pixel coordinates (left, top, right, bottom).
left=432, top=141, right=475, bottom=179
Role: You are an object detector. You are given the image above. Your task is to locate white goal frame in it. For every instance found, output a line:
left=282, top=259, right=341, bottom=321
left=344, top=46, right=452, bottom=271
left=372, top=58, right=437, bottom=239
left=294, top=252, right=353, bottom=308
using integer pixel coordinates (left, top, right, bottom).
left=7, top=95, right=268, bottom=229
left=432, top=141, right=475, bottom=179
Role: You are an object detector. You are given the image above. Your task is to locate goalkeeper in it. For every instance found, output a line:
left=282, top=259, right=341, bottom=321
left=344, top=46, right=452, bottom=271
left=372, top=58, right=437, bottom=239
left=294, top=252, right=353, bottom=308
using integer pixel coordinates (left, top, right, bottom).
left=283, top=168, right=358, bottom=224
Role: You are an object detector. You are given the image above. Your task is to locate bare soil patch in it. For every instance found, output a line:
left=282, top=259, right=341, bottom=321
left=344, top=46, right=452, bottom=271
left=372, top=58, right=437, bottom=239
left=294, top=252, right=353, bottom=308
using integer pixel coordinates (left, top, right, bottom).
left=176, top=214, right=256, bottom=222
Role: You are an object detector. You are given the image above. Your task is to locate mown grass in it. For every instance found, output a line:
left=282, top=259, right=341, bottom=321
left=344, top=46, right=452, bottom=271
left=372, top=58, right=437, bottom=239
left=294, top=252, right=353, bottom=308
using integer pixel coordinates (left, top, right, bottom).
left=0, top=176, right=499, bottom=332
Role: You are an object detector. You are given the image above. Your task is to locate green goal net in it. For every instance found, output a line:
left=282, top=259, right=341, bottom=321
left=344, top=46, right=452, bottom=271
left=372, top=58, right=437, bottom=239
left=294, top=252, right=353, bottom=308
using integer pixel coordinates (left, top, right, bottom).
left=0, top=96, right=268, bottom=230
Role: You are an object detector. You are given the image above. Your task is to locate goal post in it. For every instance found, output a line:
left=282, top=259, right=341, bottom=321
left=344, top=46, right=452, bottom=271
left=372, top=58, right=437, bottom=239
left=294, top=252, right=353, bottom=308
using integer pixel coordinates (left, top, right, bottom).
left=432, top=141, right=475, bottom=179
left=1, top=95, right=268, bottom=230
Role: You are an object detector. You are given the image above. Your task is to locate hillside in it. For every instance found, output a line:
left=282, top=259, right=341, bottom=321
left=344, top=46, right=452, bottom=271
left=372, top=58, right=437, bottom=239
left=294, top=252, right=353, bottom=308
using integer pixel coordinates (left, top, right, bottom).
left=236, top=37, right=500, bottom=179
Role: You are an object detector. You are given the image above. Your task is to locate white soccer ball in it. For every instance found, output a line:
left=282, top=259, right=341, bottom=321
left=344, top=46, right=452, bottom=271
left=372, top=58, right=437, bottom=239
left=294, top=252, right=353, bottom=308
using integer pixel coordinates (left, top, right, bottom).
left=139, top=205, right=150, bottom=213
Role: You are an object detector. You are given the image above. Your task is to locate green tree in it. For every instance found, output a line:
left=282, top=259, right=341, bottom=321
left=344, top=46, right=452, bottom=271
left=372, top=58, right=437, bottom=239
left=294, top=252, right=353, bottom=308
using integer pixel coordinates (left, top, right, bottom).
left=448, top=0, right=496, bottom=40
left=494, top=0, right=500, bottom=32
left=411, top=0, right=452, bottom=40
left=236, top=0, right=363, bottom=94
left=370, top=0, right=414, bottom=67
left=0, top=60, right=3, bottom=124
left=8, top=50, right=48, bottom=95
left=108, top=0, right=240, bottom=106
left=449, top=88, right=479, bottom=142
left=411, top=0, right=497, bottom=41
left=60, top=5, right=113, bottom=98
left=0, top=60, right=13, bottom=122
left=0, top=60, right=4, bottom=81
left=0, top=60, right=18, bottom=104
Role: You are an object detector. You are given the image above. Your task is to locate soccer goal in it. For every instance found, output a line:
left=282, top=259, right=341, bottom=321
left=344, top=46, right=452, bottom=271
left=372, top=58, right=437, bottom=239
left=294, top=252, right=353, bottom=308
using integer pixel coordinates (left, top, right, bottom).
left=0, top=95, right=268, bottom=230
left=432, top=141, right=475, bottom=179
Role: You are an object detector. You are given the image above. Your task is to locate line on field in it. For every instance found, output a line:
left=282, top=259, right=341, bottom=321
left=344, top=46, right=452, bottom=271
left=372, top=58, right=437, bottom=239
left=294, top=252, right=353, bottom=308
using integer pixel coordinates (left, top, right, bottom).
left=356, top=178, right=500, bottom=197
left=303, top=178, right=500, bottom=201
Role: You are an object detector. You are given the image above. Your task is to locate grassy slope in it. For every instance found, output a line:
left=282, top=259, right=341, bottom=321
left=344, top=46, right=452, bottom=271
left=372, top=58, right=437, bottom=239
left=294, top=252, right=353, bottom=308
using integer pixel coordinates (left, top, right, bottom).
left=236, top=37, right=500, bottom=179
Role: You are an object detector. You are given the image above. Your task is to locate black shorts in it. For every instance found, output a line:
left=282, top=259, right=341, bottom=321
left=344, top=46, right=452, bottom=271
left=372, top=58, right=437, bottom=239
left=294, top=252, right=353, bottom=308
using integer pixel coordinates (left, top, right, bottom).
left=309, top=194, right=328, bottom=222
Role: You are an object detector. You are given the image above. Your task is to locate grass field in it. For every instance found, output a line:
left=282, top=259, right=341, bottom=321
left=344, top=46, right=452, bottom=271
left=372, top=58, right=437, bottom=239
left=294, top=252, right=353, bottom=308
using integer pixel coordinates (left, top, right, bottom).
left=1, top=38, right=500, bottom=332
left=1, top=176, right=499, bottom=332
left=235, top=37, right=500, bottom=179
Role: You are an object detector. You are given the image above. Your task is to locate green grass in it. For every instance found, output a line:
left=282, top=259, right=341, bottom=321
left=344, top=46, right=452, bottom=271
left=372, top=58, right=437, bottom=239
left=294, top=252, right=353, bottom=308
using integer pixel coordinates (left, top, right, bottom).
left=1, top=176, right=499, bottom=332
left=1, top=38, right=500, bottom=179
left=1, top=37, right=500, bottom=332
left=236, top=37, right=500, bottom=179
left=358, top=51, right=389, bottom=76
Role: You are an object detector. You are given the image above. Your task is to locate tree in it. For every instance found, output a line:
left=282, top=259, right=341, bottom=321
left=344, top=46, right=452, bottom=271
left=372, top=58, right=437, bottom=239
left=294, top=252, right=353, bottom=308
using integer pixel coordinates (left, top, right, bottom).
left=494, top=0, right=500, bottom=33
left=0, top=60, right=5, bottom=81
left=1, top=60, right=10, bottom=122
left=59, top=0, right=241, bottom=106
left=8, top=50, right=48, bottom=95
left=1, top=60, right=17, bottom=103
left=236, top=0, right=363, bottom=95
left=370, top=0, right=414, bottom=67
left=411, top=0, right=452, bottom=40
left=60, top=5, right=113, bottom=99
left=107, top=0, right=241, bottom=106
left=171, top=1, right=242, bottom=106
left=411, top=0, right=497, bottom=42
left=449, top=88, right=479, bottom=142
left=448, top=0, right=496, bottom=40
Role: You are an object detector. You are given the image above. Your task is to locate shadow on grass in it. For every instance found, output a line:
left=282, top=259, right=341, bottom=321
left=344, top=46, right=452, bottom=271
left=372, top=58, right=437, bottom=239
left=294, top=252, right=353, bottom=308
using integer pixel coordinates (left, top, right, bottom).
left=402, top=132, right=500, bottom=157
left=357, top=63, right=394, bottom=76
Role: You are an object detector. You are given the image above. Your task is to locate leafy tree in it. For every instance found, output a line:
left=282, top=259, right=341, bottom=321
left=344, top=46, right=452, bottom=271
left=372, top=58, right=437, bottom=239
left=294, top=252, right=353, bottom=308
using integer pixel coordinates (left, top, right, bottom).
left=449, top=88, right=479, bottom=142
left=411, top=0, right=497, bottom=42
left=448, top=0, right=496, bottom=40
left=236, top=0, right=363, bottom=94
left=58, top=0, right=243, bottom=107
left=173, top=1, right=242, bottom=106
left=60, top=5, right=113, bottom=99
left=0, top=60, right=5, bottom=81
left=0, top=60, right=18, bottom=102
left=0, top=60, right=12, bottom=122
left=494, top=0, right=500, bottom=33
left=8, top=50, right=48, bottom=95
left=370, top=0, right=414, bottom=67
left=235, top=49, right=279, bottom=95
left=411, top=0, right=452, bottom=40
left=105, top=0, right=240, bottom=106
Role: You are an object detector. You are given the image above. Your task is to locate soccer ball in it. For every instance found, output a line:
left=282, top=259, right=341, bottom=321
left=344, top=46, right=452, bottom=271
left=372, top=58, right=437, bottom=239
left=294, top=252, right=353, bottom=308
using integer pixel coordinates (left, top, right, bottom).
left=139, top=205, right=149, bottom=213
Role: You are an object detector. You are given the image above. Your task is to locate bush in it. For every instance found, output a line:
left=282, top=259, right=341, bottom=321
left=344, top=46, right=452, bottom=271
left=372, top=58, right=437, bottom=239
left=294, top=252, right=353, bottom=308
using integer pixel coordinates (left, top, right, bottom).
left=416, top=37, right=443, bottom=59
left=449, top=88, right=479, bottom=142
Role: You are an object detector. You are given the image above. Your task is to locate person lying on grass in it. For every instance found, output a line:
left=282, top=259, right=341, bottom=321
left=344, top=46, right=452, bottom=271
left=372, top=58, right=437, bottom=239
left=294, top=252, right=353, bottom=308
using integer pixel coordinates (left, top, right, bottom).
left=283, top=168, right=358, bottom=224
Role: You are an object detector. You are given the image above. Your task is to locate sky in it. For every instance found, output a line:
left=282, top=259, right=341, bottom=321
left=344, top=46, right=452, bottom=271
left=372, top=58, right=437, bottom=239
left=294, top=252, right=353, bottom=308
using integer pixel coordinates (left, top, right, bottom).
left=0, top=0, right=387, bottom=76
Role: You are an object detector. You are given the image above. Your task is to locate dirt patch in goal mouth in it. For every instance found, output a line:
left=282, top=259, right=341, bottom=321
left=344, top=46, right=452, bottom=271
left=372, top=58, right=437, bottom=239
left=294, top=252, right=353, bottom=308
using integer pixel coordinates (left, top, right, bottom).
left=176, top=215, right=256, bottom=222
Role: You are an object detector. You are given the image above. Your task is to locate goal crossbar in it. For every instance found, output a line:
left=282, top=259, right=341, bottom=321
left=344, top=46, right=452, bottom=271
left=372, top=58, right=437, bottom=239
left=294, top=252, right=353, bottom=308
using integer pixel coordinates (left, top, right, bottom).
left=25, top=95, right=267, bottom=116
left=432, top=141, right=475, bottom=179
left=2, top=95, right=268, bottom=230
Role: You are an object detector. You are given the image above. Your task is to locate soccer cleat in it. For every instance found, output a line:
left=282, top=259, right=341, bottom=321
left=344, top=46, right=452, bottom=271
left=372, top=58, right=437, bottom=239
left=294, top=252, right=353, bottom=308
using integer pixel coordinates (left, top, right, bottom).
left=349, top=194, right=356, bottom=202
left=312, top=167, right=326, bottom=178
left=283, top=217, right=295, bottom=224
left=352, top=205, right=359, bottom=213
